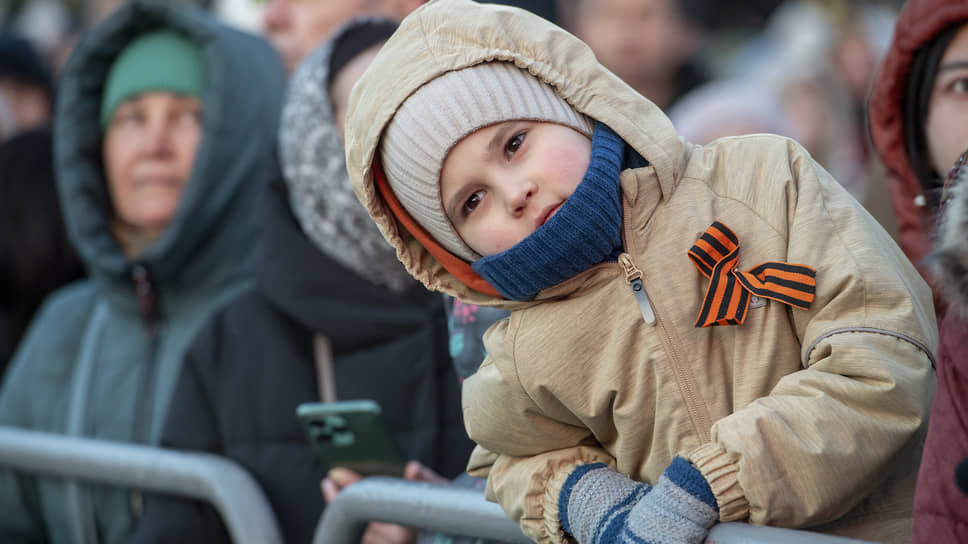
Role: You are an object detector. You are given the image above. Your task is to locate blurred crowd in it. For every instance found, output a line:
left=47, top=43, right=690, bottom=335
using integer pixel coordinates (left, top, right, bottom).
left=0, top=0, right=912, bottom=366
left=0, top=0, right=966, bottom=543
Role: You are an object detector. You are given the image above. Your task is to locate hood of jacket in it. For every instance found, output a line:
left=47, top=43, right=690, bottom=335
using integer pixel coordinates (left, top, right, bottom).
left=278, top=16, right=414, bottom=294
left=868, top=0, right=968, bottom=207
left=345, top=0, right=686, bottom=310
left=54, top=0, right=285, bottom=305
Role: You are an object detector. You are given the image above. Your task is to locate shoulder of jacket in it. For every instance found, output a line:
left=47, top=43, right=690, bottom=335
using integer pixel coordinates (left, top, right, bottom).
left=32, top=280, right=98, bottom=321
left=680, top=134, right=807, bottom=199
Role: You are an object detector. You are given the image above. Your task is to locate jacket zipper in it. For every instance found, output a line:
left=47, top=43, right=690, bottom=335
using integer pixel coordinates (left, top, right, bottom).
left=618, top=252, right=656, bottom=325
left=620, top=193, right=711, bottom=441
left=129, top=263, right=162, bottom=517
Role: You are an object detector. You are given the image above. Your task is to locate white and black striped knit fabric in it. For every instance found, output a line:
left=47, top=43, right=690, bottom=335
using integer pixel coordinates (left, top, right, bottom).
left=559, top=457, right=719, bottom=544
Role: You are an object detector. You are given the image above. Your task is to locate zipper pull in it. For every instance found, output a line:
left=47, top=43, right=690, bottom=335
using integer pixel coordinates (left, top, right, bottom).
left=132, top=264, right=159, bottom=334
left=619, top=253, right=656, bottom=325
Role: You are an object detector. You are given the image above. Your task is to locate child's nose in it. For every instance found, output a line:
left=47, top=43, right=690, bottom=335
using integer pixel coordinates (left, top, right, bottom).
left=507, top=179, right=536, bottom=215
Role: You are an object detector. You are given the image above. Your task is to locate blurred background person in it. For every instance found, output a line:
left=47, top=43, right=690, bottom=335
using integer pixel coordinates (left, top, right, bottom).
left=869, top=0, right=968, bottom=541
left=667, top=78, right=796, bottom=144
left=924, top=149, right=968, bottom=544
left=260, top=0, right=423, bottom=73
left=725, top=1, right=895, bottom=202
left=0, top=33, right=54, bottom=141
left=563, top=0, right=712, bottom=110
left=870, top=0, right=968, bottom=315
left=0, top=128, right=84, bottom=371
left=0, top=1, right=285, bottom=541
left=131, top=17, right=474, bottom=544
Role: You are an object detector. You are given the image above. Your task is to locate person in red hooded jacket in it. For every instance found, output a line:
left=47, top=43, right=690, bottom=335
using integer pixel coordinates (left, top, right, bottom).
left=868, top=1, right=968, bottom=542
left=869, top=0, right=968, bottom=318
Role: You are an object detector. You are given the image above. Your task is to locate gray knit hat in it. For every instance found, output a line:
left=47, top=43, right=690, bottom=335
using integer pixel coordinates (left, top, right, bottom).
left=380, top=61, right=593, bottom=262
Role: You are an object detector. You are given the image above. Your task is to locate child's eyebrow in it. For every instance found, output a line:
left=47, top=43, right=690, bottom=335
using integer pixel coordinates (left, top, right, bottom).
left=488, top=122, right=515, bottom=156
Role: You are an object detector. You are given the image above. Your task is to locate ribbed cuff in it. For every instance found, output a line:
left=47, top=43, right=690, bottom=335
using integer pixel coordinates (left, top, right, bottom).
left=687, top=442, right=750, bottom=521
left=543, top=461, right=584, bottom=543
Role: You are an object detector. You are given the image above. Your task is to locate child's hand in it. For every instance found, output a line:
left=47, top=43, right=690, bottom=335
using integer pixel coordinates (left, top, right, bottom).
left=560, top=458, right=718, bottom=544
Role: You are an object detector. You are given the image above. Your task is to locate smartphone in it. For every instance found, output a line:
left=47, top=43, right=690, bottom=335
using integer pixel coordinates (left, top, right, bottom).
left=297, top=399, right=406, bottom=477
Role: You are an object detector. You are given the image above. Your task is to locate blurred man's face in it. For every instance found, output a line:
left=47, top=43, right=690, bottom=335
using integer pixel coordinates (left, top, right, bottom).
left=262, top=0, right=419, bottom=73
left=0, top=80, right=51, bottom=133
left=262, top=0, right=371, bottom=73
left=573, top=0, right=698, bottom=100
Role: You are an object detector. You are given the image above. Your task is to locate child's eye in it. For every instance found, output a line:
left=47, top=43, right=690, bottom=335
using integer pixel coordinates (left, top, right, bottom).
left=953, top=78, right=968, bottom=94
left=504, top=132, right=526, bottom=160
left=462, top=190, right=484, bottom=216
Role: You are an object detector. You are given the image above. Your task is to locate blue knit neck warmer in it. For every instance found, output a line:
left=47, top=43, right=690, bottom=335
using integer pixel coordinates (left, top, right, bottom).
left=472, top=123, right=639, bottom=301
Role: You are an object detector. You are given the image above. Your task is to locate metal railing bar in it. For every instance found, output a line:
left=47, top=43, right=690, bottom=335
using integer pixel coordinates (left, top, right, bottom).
left=314, top=477, right=531, bottom=543
left=0, top=426, right=282, bottom=544
left=314, top=477, right=878, bottom=544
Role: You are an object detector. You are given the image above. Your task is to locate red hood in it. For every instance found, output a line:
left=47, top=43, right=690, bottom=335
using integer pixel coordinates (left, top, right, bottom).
left=867, top=0, right=968, bottom=314
left=869, top=0, right=968, bottom=198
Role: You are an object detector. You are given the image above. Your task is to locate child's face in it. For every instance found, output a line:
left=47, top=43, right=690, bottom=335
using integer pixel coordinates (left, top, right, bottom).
left=440, top=120, right=591, bottom=257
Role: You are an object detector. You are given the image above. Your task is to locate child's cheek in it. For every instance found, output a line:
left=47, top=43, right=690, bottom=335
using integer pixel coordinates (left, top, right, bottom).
left=547, top=147, right=591, bottom=192
left=483, top=225, right=527, bottom=256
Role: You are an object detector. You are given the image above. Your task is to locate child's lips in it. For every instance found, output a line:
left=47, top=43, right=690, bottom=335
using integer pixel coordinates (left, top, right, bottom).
left=536, top=203, right=562, bottom=229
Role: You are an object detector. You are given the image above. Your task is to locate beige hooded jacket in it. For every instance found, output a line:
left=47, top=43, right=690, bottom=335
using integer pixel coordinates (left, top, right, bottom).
left=345, top=1, right=938, bottom=542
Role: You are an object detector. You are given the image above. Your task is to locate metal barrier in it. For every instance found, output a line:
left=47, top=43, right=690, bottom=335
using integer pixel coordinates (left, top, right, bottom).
left=314, top=477, right=531, bottom=543
left=0, top=426, right=283, bottom=544
left=315, top=477, right=879, bottom=544
left=0, top=426, right=881, bottom=544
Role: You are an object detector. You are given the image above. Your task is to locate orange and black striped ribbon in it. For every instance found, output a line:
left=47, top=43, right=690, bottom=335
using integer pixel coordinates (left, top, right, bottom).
left=688, top=221, right=816, bottom=327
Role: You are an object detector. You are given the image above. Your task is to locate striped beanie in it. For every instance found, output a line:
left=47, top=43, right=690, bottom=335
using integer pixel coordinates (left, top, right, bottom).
left=380, top=62, right=592, bottom=262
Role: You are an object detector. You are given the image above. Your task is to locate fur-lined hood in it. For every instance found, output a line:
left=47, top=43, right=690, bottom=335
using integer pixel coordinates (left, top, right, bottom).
left=278, top=15, right=414, bottom=294
left=932, top=154, right=968, bottom=315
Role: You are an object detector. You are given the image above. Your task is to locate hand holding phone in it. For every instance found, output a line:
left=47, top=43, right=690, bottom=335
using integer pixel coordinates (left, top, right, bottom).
left=297, top=399, right=406, bottom=477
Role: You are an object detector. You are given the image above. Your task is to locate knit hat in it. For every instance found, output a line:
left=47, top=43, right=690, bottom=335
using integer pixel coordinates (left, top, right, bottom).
left=0, top=33, right=54, bottom=98
left=326, top=19, right=399, bottom=89
left=380, top=61, right=593, bottom=262
left=100, top=30, right=206, bottom=128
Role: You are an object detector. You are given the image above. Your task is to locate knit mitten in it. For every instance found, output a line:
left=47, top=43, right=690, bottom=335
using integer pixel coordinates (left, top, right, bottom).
left=559, top=458, right=718, bottom=544
left=622, top=456, right=719, bottom=543
left=559, top=463, right=650, bottom=544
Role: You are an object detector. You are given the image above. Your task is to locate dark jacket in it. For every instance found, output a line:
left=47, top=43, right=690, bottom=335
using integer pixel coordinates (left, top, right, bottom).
left=134, top=22, right=473, bottom=540
left=134, top=174, right=473, bottom=544
left=0, top=2, right=285, bottom=542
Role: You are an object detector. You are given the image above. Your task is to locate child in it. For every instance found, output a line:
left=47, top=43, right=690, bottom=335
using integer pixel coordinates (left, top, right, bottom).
left=344, top=1, right=937, bottom=543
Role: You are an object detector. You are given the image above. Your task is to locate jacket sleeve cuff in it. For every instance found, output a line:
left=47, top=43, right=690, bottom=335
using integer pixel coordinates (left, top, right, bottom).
left=466, top=445, right=498, bottom=479
left=687, top=442, right=750, bottom=522
left=541, top=459, right=584, bottom=544
left=530, top=448, right=615, bottom=544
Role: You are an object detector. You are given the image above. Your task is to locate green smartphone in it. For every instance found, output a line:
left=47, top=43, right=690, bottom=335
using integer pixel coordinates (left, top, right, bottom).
left=297, top=399, right=406, bottom=477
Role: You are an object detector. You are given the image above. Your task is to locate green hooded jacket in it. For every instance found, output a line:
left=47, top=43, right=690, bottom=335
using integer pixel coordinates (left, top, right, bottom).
left=0, top=2, right=285, bottom=542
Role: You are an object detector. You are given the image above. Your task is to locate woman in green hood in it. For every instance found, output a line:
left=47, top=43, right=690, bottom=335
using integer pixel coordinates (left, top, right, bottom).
left=0, top=1, right=285, bottom=542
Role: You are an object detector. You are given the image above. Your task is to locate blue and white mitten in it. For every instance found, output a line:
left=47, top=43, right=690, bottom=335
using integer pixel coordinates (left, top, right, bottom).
left=559, top=457, right=719, bottom=544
